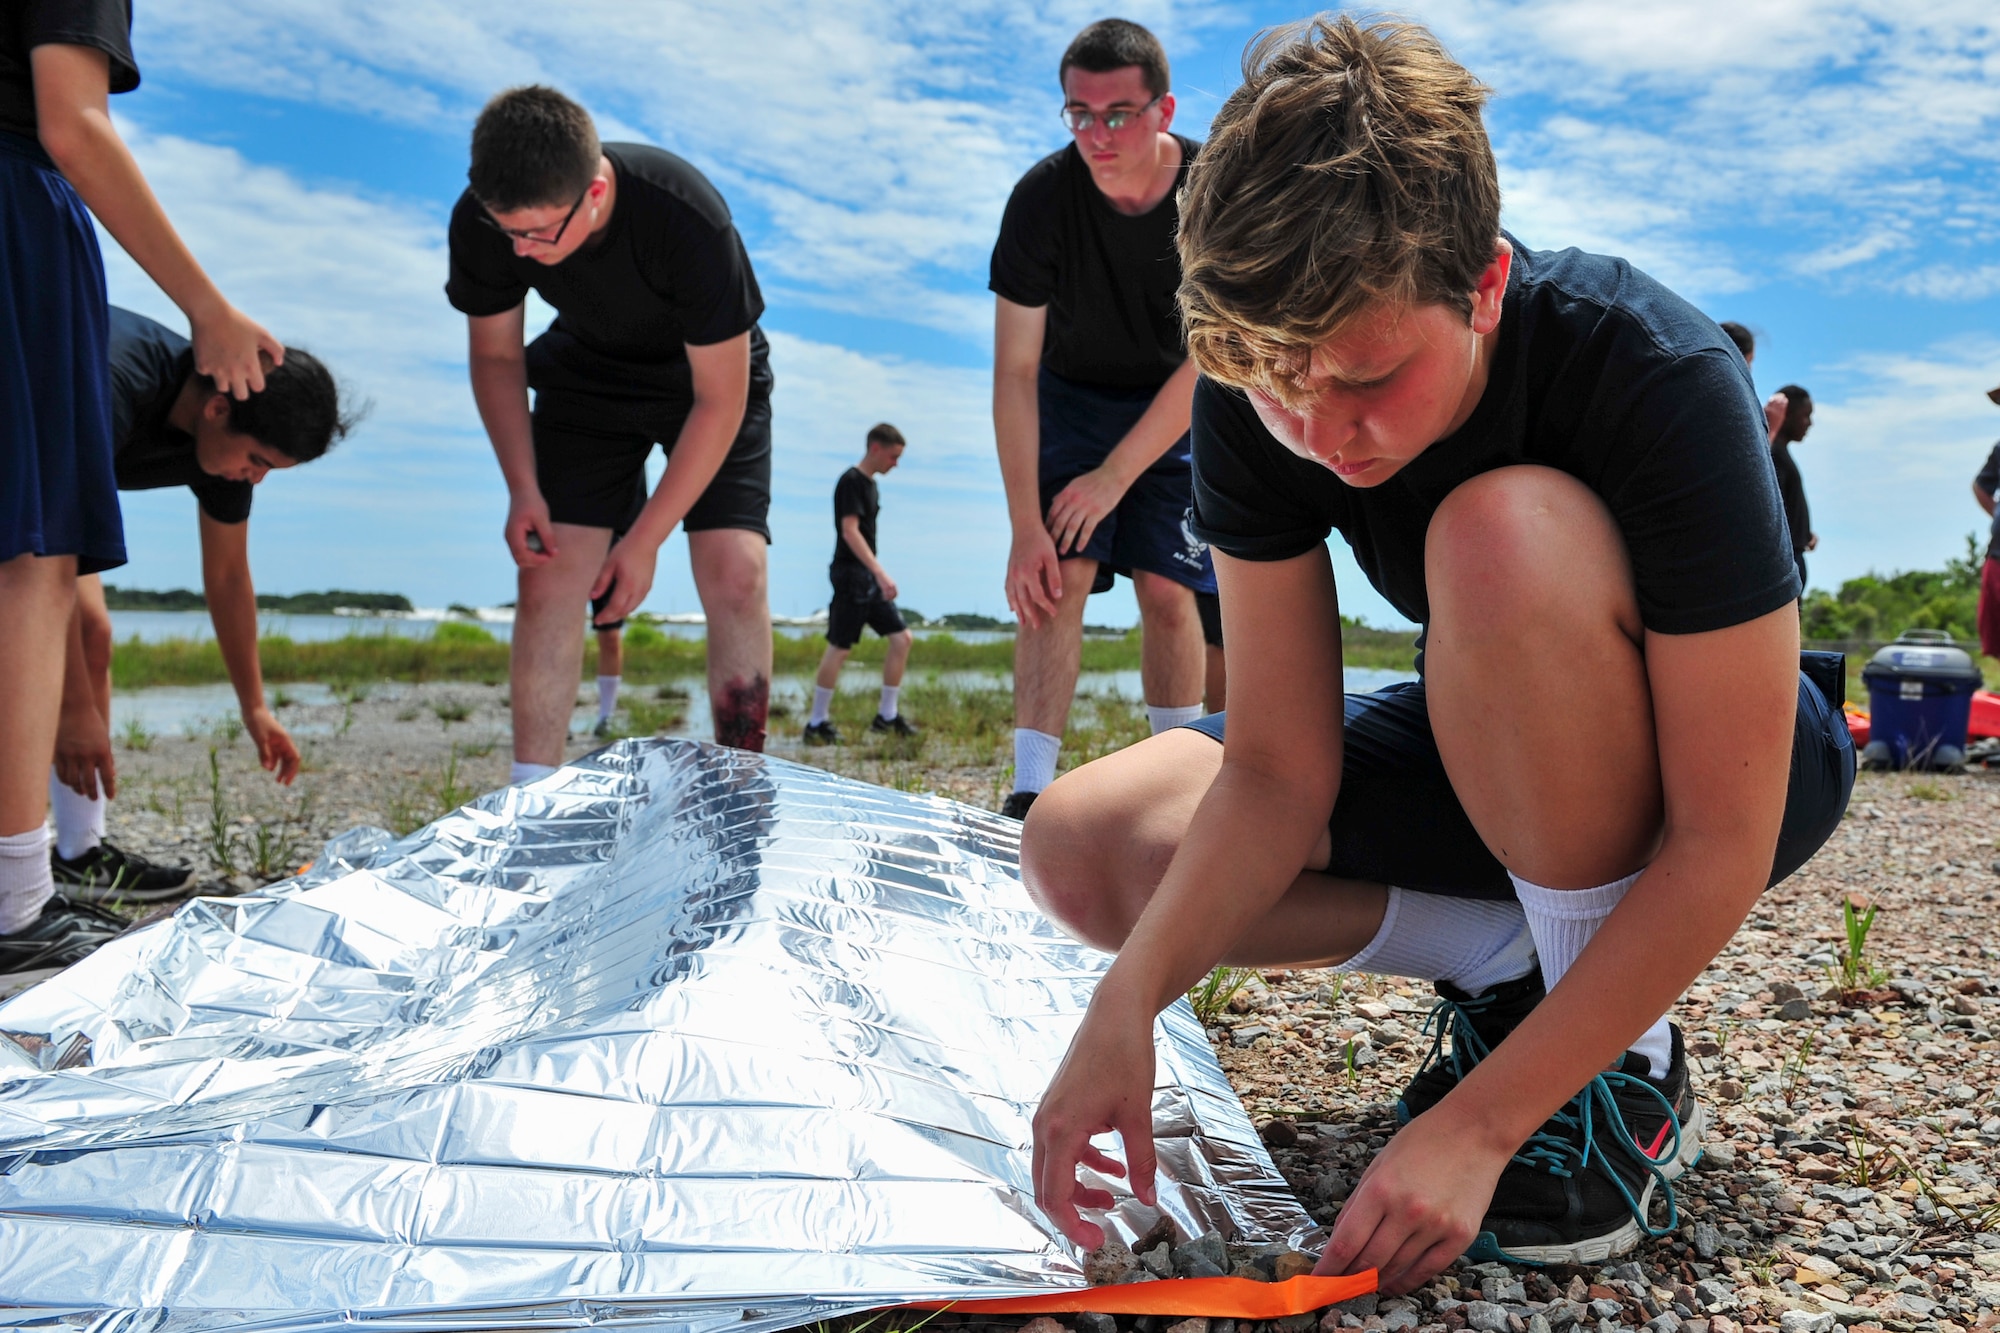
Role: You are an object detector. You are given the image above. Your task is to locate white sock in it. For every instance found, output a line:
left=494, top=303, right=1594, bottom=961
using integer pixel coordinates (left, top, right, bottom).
left=1146, top=702, right=1204, bottom=735
left=878, top=685, right=900, bottom=720
left=510, top=760, right=558, bottom=785
left=0, top=826, right=54, bottom=935
left=808, top=685, right=835, bottom=727
left=1336, top=887, right=1538, bottom=995
left=48, top=768, right=105, bottom=860
left=596, top=676, right=620, bottom=721
left=1012, top=728, right=1061, bottom=795
left=1512, top=870, right=1673, bottom=1078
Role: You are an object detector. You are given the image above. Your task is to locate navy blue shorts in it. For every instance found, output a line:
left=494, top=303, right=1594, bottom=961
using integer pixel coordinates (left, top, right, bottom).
left=1037, top=366, right=1215, bottom=596
left=0, top=131, right=124, bottom=575
left=1183, top=651, right=1855, bottom=899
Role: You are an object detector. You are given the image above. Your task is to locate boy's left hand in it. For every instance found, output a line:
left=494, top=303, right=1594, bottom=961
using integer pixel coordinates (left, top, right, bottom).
left=591, top=537, right=659, bottom=626
left=1314, top=1106, right=1512, bottom=1294
left=244, top=706, right=299, bottom=785
left=1045, top=464, right=1128, bottom=557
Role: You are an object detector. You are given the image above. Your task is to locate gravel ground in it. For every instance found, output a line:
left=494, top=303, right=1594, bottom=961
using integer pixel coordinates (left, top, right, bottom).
left=18, top=690, right=2000, bottom=1331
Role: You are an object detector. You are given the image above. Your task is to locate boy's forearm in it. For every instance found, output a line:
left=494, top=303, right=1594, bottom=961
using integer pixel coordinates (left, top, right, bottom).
left=994, top=369, right=1045, bottom=533
left=203, top=550, right=266, bottom=714
left=1099, top=360, right=1197, bottom=488
left=839, top=523, right=886, bottom=579
left=468, top=354, right=539, bottom=495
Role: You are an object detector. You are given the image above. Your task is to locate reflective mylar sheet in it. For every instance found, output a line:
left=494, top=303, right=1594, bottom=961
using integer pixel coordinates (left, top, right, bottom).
left=0, top=740, right=1312, bottom=1332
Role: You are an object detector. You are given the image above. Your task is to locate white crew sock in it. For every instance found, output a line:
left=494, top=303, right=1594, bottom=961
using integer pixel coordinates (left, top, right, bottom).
left=1335, top=887, right=1538, bottom=995
left=596, top=676, right=620, bottom=722
left=1511, top=870, right=1673, bottom=1078
left=1012, top=728, right=1061, bottom=795
left=0, top=827, right=54, bottom=935
left=510, top=760, right=558, bottom=785
left=808, top=685, right=835, bottom=727
left=878, top=685, right=900, bottom=721
left=1145, top=702, right=1204, bottom=735
left=48, top=768, right=106, bottom=860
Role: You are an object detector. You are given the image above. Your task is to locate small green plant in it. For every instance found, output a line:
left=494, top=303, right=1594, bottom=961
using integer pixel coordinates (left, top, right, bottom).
left=432, top=698, right=472, bottom=726
left=432, top=620, right=497, bottom=646
left=617, top=694, right=687, bottom=737
left=271, top=688, right=296, bottom=709
left=1843, top=1128, right=1900, bottom=1191
left=385, top=748, right=475, bottom=836
left=212, top=713, right=245, bottom=748
left=246, top=790, right=314, bottom=879
left=1188, top=965, right=1256, bottom=1023
left=117, top=716, right=153, bottom=751
left=1781, top=1031, right=1815, bottom=1105
left=205, top=748, right=238, bottom=874
left=338, top=700, right=357, bottom=737
left=1344, top=1039, right=1360, bottom=1086
left=1905, top=778, right=1952, bottom=802
left=1831, top=898, right=1888, bottom=993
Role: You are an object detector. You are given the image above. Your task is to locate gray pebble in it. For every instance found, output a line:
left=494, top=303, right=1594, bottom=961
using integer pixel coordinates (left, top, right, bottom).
left=1466, top=1302, right=1512, bottom=1333
left=1333, top=1295, right=1379, bottom=1319
left=1693, top=1222, right=1723, bottom=1260
left=1777, top=1313, right=1835, bottom=1333
left=1174, top=1232, right=1229, bottom=1277
left=1589, top=1302, right=1624, bottom=1322
left=1139, top=1241, right=1173, bottom=1278
left=1077, top=1314, right=1118, bottom=1333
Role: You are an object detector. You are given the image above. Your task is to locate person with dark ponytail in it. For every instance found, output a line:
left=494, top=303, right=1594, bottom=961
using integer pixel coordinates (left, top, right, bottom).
left=47, top=306, right=357, bottom=901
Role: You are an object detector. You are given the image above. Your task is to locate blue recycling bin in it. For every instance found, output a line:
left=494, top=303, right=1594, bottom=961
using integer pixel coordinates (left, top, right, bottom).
left=1859, top=629, right=1983, bottom=771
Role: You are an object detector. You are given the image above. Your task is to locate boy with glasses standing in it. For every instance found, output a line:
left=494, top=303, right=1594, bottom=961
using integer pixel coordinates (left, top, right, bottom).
left=990, top=19, right=1215, bottom=820
left=446, top=86, right=775, bottom=775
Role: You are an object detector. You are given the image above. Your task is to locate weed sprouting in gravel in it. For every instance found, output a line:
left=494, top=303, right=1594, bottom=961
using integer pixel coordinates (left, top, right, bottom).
left=205, top=748, right=237, bottom=875
left=1832, top=897, right=1889, bottom=993
left=1188, top=965, right=1256, bottom=1023
left=386, top=747, right=476, bottom=836
left=117, top=716, right=153, bottom=751
left=1780, top=1030, right=1816, bottom=1105
left=211, top=713, right=245, bottom=748
left=1906, top=778, right=1953, bottom=802
left=432, top=698, right=472, bottom=726
left=617, top=693, right=687, bottom=737
left=271, top=688, right=296, bottom=709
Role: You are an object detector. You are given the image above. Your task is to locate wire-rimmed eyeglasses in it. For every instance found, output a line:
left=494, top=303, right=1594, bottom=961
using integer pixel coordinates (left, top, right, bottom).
left=1061, top=95, right=1162, bottom=134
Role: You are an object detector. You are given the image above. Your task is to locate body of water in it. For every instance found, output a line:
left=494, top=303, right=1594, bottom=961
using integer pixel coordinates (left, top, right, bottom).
left=106, top=610, right=1025, bottom=646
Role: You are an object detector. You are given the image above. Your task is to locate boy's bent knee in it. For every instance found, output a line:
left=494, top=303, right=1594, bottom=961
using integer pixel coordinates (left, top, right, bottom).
left=1427, top=466, right=1632, bottom=611
left=1018, top=777, right=1139, bottom=953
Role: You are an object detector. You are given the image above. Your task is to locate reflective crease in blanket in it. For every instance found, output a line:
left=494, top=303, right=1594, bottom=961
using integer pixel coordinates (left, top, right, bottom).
left=0, top=739, right=1313, bottom=1332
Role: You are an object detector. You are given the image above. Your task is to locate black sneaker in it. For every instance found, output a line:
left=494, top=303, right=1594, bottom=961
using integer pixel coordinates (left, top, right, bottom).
left=591, top=716, right=615, bottom=739
left=1397, top=968, right=1546, bottom=1125
left=52, top=840, right=192, bottom=903
left=869, top=714, right=918, bottom=737
left=802, top=720, right=841, bottom=746
left=1611, top=1024, right=1705, bottom=1181
left=0, top=895, right=127, bottom=975
left=999, top=790, right=1038, bottom=820
left=1463, top=1040, right=1700, bottom=1267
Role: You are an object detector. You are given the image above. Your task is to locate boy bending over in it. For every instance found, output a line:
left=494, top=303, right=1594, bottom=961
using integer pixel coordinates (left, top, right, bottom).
left=1023, top=17, right=1852, bottom=1288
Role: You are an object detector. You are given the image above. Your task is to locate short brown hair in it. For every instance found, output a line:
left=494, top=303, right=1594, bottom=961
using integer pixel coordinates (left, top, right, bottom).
left=866, top=422, right=906, bottom=449
left=1061, top=19, right=1170, bottom=99
left=1177, top=15, right=1500, bottom=402
left=469, top=85, right=601, bottom=212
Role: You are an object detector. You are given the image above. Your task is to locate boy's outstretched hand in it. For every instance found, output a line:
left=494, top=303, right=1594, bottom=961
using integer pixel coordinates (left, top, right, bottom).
left=1031, top=988, right=1160, bottom=1249
left=1313, top=1106, right=1511, bottom=1294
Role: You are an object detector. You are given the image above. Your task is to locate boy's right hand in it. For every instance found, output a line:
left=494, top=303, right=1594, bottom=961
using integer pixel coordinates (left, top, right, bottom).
left=191, top=303, right=284, bottom=399
left=874, top=570, right=900, bottom=601
left=1006, top=526, right=1064, bottom=629
left=506, top=494, right=558, bottom=567
left=53, top=707, right=116, bottom=802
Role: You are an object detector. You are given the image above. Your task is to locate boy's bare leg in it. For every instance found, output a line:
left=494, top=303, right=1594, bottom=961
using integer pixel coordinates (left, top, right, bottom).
left=882, top=628, right=912, bottom=688
left=689, top=527, right=771, bottom=751
left=1012, top=556, right=1097, bottom=737
left=1, top=554, right=77, bottom=833
left=1422, top=466, right=1662, bottom=888
left=1023, top=728, right=1387, bottom=965
left=1204, top=644, right=1227, bottom=715
left=597, top=629, right=623, bottom=678
left=1132, top=570, right=1203, bottom=709
left=814, top=645, right=851, bottom=691
left=512, top=523, right=612, bottom=767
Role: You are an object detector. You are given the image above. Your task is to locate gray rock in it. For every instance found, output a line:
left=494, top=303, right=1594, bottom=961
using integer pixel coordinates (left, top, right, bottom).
left=1693, top=1222, right=1723, bottom=1260
left=1528, top=1317, right=1552, bottom=1333
left=1165, top=1320, right=1211, bottom=1333
left=1776, top=998, right=1814, bottom=1021
left=1174, top=1232, right=1229, bottom=1277
left=1382, top=1311, right=1420, bottom=1333
left=1232, top=1025, right=1273, bottom=1047
left=1643, top=1315, right=1682, bottom=1333
left=1770, top=982, right=1808, bottom=1004
left=1694, top=1279, right=1737, bottom=1311
left=1334, top=1295, right=1380, bottom=1319
left=1466, top=1302, right=1513, bottom=1333
left=1077, top=1314, right=1119, bottom=1333
left=1274, top=1315, right=1317, bottom=1333
left=1544, top=1301, right=1588, bottom=1329
left=1140, top=1241, right=1174, bottom=1278
left=1471, top=1263, right=1519, bottom=1281
left=1589, top=1301, right=1625, bottom=1322
left=1483, top=1279, right=1528, bottom=1304
left=1180, top=1258, right=1227, bottom=1279
left=1777, top=1312, right=1835, bottom=1333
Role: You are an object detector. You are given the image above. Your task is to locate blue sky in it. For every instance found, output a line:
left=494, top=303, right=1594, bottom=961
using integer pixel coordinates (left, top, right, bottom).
left=100, top=1, right=2000, bottom=629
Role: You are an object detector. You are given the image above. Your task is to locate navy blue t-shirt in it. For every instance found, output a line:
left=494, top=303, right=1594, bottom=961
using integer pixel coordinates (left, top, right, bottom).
left=107, top=307, right=253, bottom=525
left=1191, top=238, right=1800, bottom=640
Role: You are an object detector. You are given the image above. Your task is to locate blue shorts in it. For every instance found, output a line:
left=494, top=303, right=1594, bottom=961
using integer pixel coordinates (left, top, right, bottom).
left=1037, top=366, right=1215, bottom=596
left=0, top=131, right=124, bottom=574
left=1183, top=651, right=1855, bottom=899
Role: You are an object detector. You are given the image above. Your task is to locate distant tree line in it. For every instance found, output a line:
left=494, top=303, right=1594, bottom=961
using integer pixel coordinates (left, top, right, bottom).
left=1800, top=536, right=1984, bottom=646
left=101, top=586, right=414, bottom=614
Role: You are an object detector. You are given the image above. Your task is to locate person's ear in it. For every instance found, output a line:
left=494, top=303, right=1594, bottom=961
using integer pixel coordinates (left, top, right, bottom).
left=201, top=392, right=233, bottom=424
left=1156, top=91, right=1176, bottom=132
left=1468, top=240, right=1512, bottom=336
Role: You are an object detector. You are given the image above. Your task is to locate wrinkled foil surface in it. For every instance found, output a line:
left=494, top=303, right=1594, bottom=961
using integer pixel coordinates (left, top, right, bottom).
left=0, top=740, right=1312, bottom=1332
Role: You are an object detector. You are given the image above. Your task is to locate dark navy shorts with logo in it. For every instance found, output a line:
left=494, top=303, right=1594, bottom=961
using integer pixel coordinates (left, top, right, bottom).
left=1183, top=651, right=1855, bottom=899
left=1037, top=366, right=1215, bottom=597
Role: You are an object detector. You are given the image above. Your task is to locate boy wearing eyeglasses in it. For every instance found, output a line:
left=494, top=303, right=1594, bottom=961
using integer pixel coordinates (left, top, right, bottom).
left=446, top=85, right=775, bottom=773
left=989, top=19, right=1215, bottom=821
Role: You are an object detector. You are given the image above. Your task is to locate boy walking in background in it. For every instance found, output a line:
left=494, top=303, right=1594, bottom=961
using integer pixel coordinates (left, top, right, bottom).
left=804, top=424, right=915, bottom=744
left=446, top=85, right=776, bottom=777
left=990, top=18, right=1215, bottom=820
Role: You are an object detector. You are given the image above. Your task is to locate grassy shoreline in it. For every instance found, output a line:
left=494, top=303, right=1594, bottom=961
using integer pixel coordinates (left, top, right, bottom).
left=113, top=624, right=1426, bottom=689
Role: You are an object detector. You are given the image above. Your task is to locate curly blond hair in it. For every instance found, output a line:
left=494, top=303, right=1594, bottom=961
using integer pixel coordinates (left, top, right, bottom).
left=1177, top=15, right=1501, bottom=405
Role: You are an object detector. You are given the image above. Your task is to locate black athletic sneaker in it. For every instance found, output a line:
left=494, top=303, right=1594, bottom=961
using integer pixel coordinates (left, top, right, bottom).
left=591, top=716, right=615, bottom=739
left=802, top=720, right=841, bottom=746
left=869, top=714, right=918, bottom=738
left=1397, top=968, right=1546, bottom=1125
left=999, top=790, right=1038, bottom=820
left=0, top=895, right=127, bottom=975
left=1462, top=1037, right=1701, bottom=1267
left=52, top=840, right=192, bottom=903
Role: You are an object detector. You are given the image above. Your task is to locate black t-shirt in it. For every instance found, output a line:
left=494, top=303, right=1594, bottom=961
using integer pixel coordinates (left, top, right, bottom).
left=989, top=135, right=1199, bottom=391
left=0, top=0, right=138, bottom=142
left=1977, top=443, right=2000, bottom=561
left=446, top=143, right=771, bottom=407
left=108, top=307, right=253, bottom=524
left=1771, top=443, right=1810, bottom=562
left=830, top=467, right=879, bottom=573
left=1192, top=238, right=1799, bottom=643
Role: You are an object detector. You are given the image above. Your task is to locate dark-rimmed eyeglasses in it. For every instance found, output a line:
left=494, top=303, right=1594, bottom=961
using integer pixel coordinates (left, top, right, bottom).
left=1061, top=95, right=1162, bottom=134
left=479, top=183, right=590, bottom=247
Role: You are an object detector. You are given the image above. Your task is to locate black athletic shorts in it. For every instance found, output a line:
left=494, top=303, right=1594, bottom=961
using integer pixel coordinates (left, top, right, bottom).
left=1182, top=651, right=1855, bottom=899
left=531, top=388, right=772, bottom=539
left=1194, top=590, right=1223, bottom=649
left=826, top=565, right=907, bottom=650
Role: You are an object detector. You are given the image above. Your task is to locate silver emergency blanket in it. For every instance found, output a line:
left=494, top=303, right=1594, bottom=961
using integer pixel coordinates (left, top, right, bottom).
left=0, top=739, right=1313, bottom=1332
